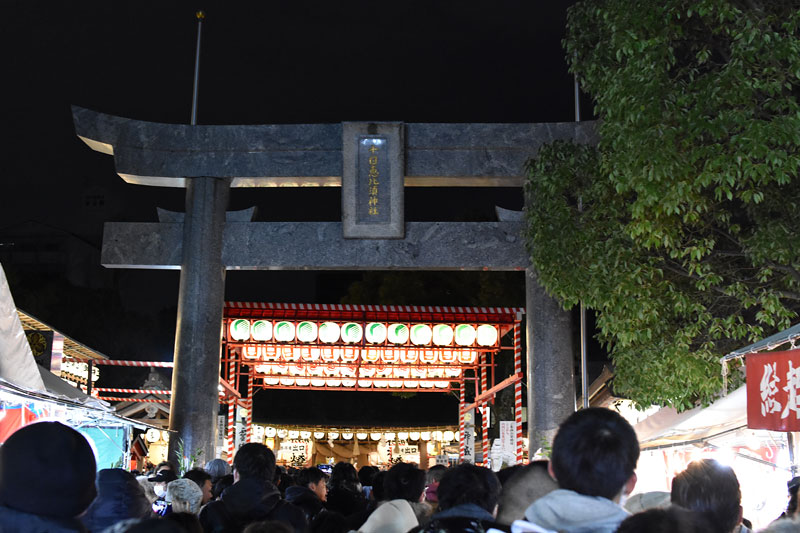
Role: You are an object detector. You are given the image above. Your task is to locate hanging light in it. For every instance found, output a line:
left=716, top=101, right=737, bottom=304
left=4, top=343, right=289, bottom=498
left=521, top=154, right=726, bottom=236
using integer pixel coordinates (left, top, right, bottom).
left=409, top=431, right=420, bottom=441
left=161, top=431, right=171, bottom=442
left=288, top=430, right=300, bottom=439
left=253, top=425, right=265, bottom=439
left=356, top=432, right=368, bottom=440
left=387, top=324, right=409, bottom=344
left=370, top=433, right=382, bottom=441
left=342, top=432, right=353, bottom=440
left=432, top=324, right=454, bottom=346
left=434, top=381, right=449, bottom=388
left=420, top=380, right=434, bottom=388
left=321, top=347, right=338, bottom=362
left=265, top=426, right=277, bottom=438
left=398, top=431, right=409, bottom=441
left=385, top=432, right=396, bottom=441
left=365, top=322, right=387, bottom=343
left=329, top=432, right=339, bottom=440
left=432, top=431, right=443, bottom=441
left=421, top=349, right=437, bottom=363
left=454, top=325, right=476, bottom=346
left=146, top=428, right=161, bottom=443
left=311, top=378, right=326, bottom=387
left=357, top=379, right=373, bottom=387
left=296, top=377, right=310, bottom=386
left=443, top=430, right=455, bottom=442
left=280, top=377, right=295, bottom=386
left=229, top=319, right=251, bottom=341
left=439, top=350, right=456, bottom=363
left=265, top=377, right=279, bottom=386
left=319, top=322, right=340, bottom=343
left=381, top=348, right=399, bottom=363
left=251, top=320, right=273, bottom=341
left=300, top=431, right=312, bottom=439
left=420, top=431, right=431, bottom=441
left=341, top=347, right=358, bottom=362
left=296, top=321, right=318, bottom=342
left=363, top=347, right=380, bottom=362
left=410, top=324, right=432, bottom=345
left=401, top=348, right=419, bottom=364
left=314, top=431, right=326, bottom=440
left=458, top=350, right=477, bottom=364
left=277, top=429, right=288, bottom=438
left=274, top=321, right=296, bottom=342
left=476, top=325, right=498, bottom=346
left=341, top=323, right=363, bottom=343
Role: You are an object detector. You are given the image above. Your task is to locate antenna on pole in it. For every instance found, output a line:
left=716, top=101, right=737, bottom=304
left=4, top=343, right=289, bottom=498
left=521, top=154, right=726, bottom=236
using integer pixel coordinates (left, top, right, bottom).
left=190, top=10, right=205, bottom=126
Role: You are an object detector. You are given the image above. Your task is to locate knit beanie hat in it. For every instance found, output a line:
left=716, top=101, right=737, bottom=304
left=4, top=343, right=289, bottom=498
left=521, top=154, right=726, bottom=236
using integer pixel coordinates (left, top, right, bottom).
left=0, top=421, right=97, bottom=518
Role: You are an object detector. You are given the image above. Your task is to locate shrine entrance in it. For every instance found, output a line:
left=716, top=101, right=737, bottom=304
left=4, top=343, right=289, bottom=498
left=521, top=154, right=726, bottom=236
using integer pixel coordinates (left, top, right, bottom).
left=221, top=302, right=525, bottom=467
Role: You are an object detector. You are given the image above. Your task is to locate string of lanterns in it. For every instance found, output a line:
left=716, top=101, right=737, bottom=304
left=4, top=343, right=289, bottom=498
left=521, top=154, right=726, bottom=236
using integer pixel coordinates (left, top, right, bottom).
left=255, top=425, right=458, bottom=443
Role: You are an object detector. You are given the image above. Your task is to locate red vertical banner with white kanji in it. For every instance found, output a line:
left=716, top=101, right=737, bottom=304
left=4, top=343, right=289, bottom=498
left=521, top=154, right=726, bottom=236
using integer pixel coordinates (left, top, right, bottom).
left=746, top=349, right=800, bottom=431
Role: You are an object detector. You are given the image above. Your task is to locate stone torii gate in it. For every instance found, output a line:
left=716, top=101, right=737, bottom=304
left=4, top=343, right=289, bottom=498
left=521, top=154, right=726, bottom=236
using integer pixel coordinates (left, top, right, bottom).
left=72, top=106, right=595, bottom=461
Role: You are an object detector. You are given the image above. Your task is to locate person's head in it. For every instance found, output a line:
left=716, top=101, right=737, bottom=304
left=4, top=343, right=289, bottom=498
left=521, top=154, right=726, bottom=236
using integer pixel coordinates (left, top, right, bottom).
left=204, top=458, right=232, bottom=483
left=426, top=464, right=448, bottom=485
left=788, top=477, right=800, bottom=517
left=549, top=407, right=639, bottom=500
left=616, top=505, right=712, bottom=533
left=297, top=467, right=329, bottom=502
left=0, top=421, right=97, bottom=519
left=495, top=460, right=558, bottom=525
left=437, top=463, right=501, bottom=515
left=213, top=474, right=234, bottom=500
left=183, top=468, right=213, bottom=505
left=156, top=460, right=175, bottom=473
left=233, top=443, right=276, bottom=482
left=166, top=478, right=204, bottom=515
left=358, top=465, right=378, bottom=487
left=671, top=459, right=742, bottom=533
left=496, top=464, right=523, bottom=486
left=384, top=462, right=426, bottom=502
left=330, top=461, right=360, bottom=491
left=309, top=510, right=349, bottom=533
left=83, top=468, right=151, bottom=532
left=148, top=468, right=178, bottom=499
left=371, top=471, right=387, bottom=501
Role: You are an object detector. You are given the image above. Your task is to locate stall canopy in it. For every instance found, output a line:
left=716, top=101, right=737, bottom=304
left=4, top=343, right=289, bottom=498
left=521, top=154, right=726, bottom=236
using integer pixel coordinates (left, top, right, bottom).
left=0, top=263, right=44, bottom=390
left=634, top=385, right=747, bottom=449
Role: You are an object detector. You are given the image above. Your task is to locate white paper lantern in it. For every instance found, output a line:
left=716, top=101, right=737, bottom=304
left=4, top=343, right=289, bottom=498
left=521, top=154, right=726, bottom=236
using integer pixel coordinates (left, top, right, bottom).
left=397, top=431, right=409, bottom=440
left=356, top=432, right=368, bottom=440
left=409, top=432, right=420, bottom=441
left=370, top=432, right=383, bottom=441
left=329, top=432, right=339, bottom=440
left=420, top=431, right=431, bottom=441
left=385, top=432, right=396, bottom=441
left=342, top=432, right=353, bottom=440
left=314, top=431, right=326, bottom=440
left=145, top=428, right=161, bottom=443
left=288, top=430, right=300, bottom=439
left=300, top=431, right=312, bottom=439
left=277, top=429, right=288, bottom=438
left=443, top=430, right=455, bottom=442
left=265, top=426, right=277, bottom=438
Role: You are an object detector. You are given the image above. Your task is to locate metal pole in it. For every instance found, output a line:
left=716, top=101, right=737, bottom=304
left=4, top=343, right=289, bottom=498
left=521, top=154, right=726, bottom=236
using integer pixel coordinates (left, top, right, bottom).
left=575, top=71, right=589, bottom=410
left=190, top=11, right=205, bottom=126
left=789, top=432, right=798, bottom=477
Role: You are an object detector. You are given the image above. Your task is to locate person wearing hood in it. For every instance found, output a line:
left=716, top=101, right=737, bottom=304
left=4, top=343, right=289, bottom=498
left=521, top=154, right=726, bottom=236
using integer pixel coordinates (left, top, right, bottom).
left=149, top=468, right=179, bottom=516
left=199, top=443, right=307, bottom=533
left=0, top=421, right=98, bottom=533
left=521, top=408, right=639, bottom=533
left=82, top=468, right=152, bottom=532
left=359, top=462, right=431, bottom=533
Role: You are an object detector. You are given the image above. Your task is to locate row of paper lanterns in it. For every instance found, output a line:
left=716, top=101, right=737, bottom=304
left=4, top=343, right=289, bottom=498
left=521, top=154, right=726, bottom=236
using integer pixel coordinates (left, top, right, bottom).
left=230, top=320, right=498, bottom=347
left=253, top=362, right=462, bottom=378
left=242, top=345, right=478, bottom=365
left=255, top=426, right=457, bottom=442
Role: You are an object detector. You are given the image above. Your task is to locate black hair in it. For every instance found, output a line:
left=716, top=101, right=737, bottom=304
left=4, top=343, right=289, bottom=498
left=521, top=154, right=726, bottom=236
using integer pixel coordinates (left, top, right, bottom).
left=358, top=465, right=379, bottom=487
left=233, top=443, right=276, bottom=481
left=787, top=477, right=800, bottom=516
left=616, top=505, right=712, bottom=533
left=384, top=462, right=426, bottom=502
left=166, top=511, right=204, bottom=533
left=436, top=463, right=501, bottom=513
left=309, top=510, right=349, bottom=533
left=550, top=407, right=639, bottom=500
left=371, top=471, right=387, bottom=501
left=213, top=474, right=234, bottom=500
left=183, top=468, right=212, bottom=489
left=242, top=520, right=293, bottom=533
left=297, top=467, right=328, bottom=487
left=670, top=459, right=741, bottom=533
left=496, top=464, right=523, bottom=486
left=495, top=461, right=558, bottom=526
left=329, top=462, right=360, bottom=492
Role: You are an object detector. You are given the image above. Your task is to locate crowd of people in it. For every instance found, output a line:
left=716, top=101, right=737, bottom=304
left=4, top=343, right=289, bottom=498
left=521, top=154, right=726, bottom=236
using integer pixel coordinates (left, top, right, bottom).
left=1, top=409, right=799, bottom=532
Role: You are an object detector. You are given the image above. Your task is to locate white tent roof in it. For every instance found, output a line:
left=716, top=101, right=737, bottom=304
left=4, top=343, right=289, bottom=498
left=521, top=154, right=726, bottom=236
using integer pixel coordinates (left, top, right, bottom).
left=634, top=386, right=747, bottom=449
left=0, top=263, right=45, bottom=391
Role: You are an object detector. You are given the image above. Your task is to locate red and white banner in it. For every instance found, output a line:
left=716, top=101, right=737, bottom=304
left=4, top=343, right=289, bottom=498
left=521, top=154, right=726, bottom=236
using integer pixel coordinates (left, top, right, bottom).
left=747, top=349, right=800, bottom=431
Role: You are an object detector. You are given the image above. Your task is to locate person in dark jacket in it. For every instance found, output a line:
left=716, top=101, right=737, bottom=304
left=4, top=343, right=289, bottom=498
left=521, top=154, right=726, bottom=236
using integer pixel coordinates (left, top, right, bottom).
left=0, top=421, right=98, bottom=533
left=285, top=467, right=329, bottom=522
left=199, top=443, right=307, bottom=533
left=409, top=463, right=508, bottom=533
left=325, top=462, right=366, bottom=517
left=82, top=468, right=152, bottom=532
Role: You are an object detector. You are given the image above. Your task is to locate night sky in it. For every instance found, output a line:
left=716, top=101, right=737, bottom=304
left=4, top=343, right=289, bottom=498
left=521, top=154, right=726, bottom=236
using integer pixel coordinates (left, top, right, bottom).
left=1, top=1, right=586, bottom=425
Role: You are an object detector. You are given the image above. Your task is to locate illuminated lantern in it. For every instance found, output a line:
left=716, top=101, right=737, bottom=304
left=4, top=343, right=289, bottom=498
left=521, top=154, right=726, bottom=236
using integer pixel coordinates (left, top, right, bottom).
left=421, top=349, right=437, bottom=363
left=265, top=426, right=277, bottom=437
left=476, top=325, right=498, bottom=346
left=253, top=425, right=265, bottom=440
left=434, top=381, right=449, bottom=388
left=274, top=362, right=288, bottom=375
left=373, top=377, right=387, bottom=388
left=283, top=346, right=300, bottom=362
left=341, top=323, right=363, bottom=344
left=394, top=367, right=410, bottom=378
left=432, top=431, right=443, bottom=441
left=409, top=432, right=420, bottom=441
left=387, top=324, right=409, bottom=344
left=310, top=378, right=326, bottom=387
left=289, top=364, right=304, bottom=376
left=146, top=428, right=160, bottom=443
left=356, top=432, right=368, bottom=440
left=445, top=367, right=462, bottom=378
left=319, top=322, right=340, bottom=343
left=362, top=347, right=380, bottom=362
left=398, top=432, right=409, bottom=440
left=370, top=433, right=382, bottom=441
left=264, top=346, right=278, bottom=361
left=296, top=377, right=310, bottom=386
left=288, top=430, right=300, bottom=439
left=253, top=363, right=268, bottom=374
left=280, top=377, right=295, bottom=386
left=401, top=348, right=418, bottom=364
left=385, top=432, right=396, bottom=441
left=458, top=350, right=477, bottom=364
left=341, top=366, right=356, bottom=377
left=321, top=347, right=338, bottom=362
left=376, top=366, right=392, bottom=377
left=421, top=431, right=431, bottom=441
left=307, top=364, right=323, bottom=376
left=300, top=431, right=312, bottom=439
left=365, top=322, right=387, bottom=344
left=274, top=321, right=295, bottom=342
left=428, top=367, right=444, bottom=378
left=296, top=321, right=318, bottom=342
left=404, top=380, right=418, bottom=388
left=342, top=378, right=357, bottom=387
left=277, top=429, right=288, bottom=438
left=342, top=432, right=353, bottom=440
left=439, top=350, right=456, bottom=363
left=329, top=432, right=339, bottom=440
left=411, top=368, right=426, bottom=379
left=433, top=324, right=454, bottom=346
left=230, top=319, right=251, bottom=341
left=410, top=324, right=432, bottom=346
left=301, top=347, right=319, bottom=362
left=252, top=320, right=273, bottom=341
left=454, top=325, right=476, bottom=346
left=443, top=430, right=455, bottom=442
left=420, top=380, right=434, bottom=388
left=381, top=348, right=399, bottom=363
left=358, top=379, right=373, bottom=387
left=265, top=377, right=279, bottom=386
left=359, top=366, right=376, bottom=377
left=388, top=379, right=403, bottom=388
left=314, top=431, right=326, bottom=439
left=341, top=347, right=358, bottom=363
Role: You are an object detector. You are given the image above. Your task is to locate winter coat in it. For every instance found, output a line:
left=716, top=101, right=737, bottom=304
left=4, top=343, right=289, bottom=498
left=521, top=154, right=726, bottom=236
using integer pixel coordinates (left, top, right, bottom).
left=358, top=499, right=419, bottom=533
left=523, top=489, right=629, bottom=533
left=409, top=503, right=509, bottom=533
left=82, top=468, right=152, bottom=532
left=326, top=485, right=367, bottom=517
left=198, top=477, right=307, bottom=533
left=284, top=485, right=325, bottom=522
left=0, top=504, right=88, bottom=533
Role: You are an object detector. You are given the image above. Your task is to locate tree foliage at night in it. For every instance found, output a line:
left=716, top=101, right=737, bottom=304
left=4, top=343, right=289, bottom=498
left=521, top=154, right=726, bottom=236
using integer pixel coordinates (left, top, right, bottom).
left=525, top=0, right=800, bottom=409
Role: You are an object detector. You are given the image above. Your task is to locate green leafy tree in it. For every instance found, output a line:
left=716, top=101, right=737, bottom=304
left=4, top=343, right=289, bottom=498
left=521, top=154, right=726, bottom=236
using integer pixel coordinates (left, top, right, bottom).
left=525, top=0, right=800, bottom=410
